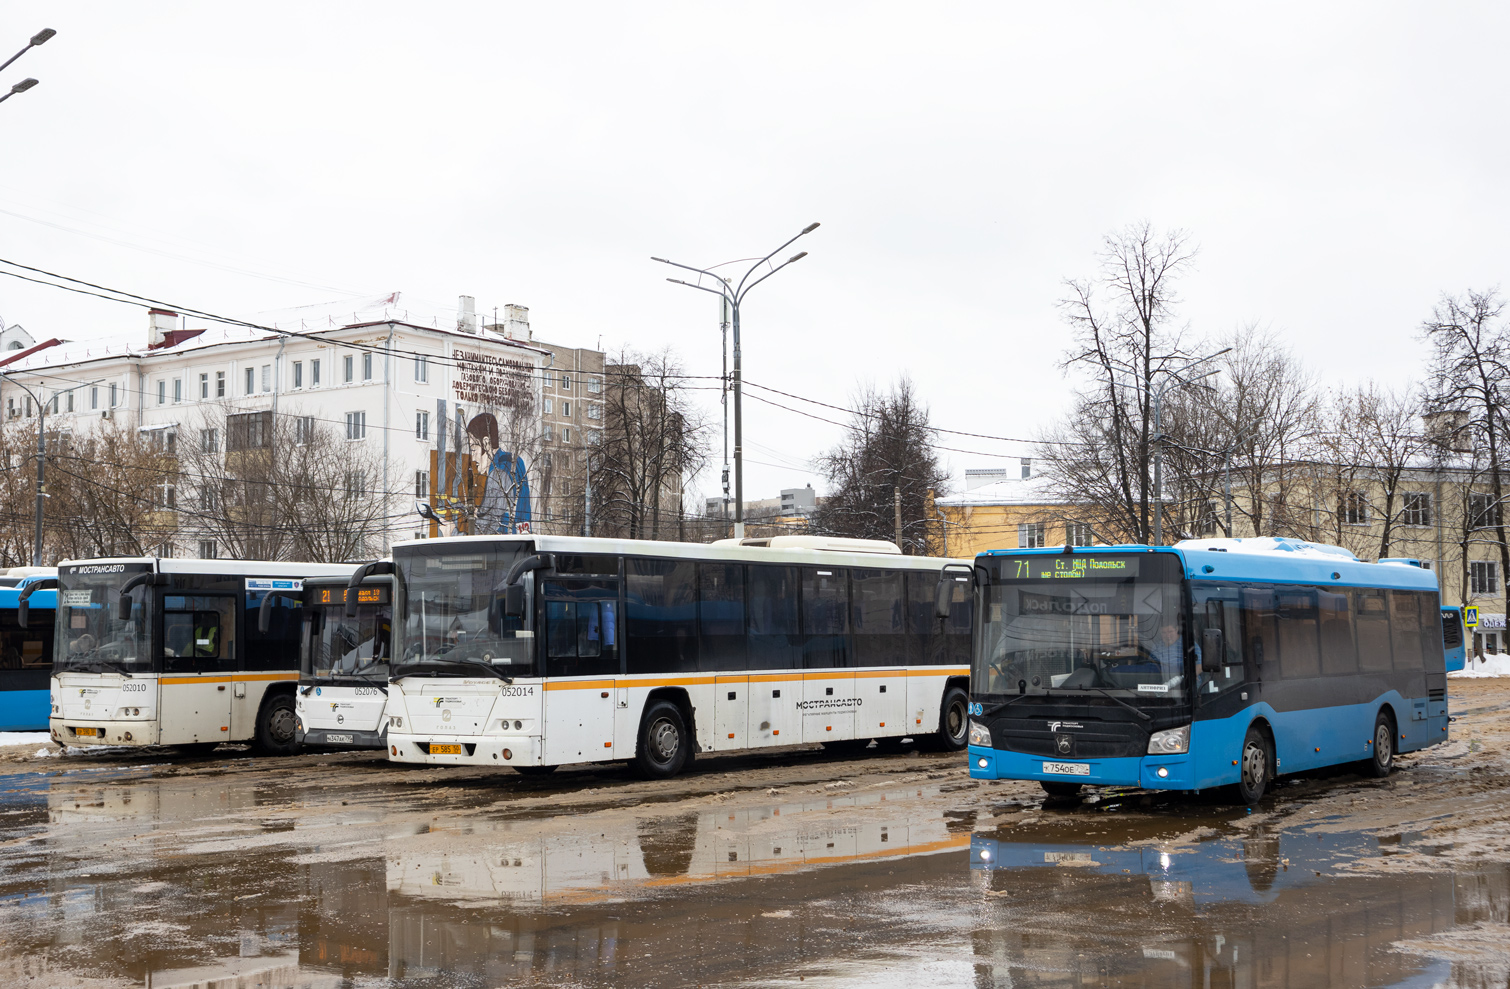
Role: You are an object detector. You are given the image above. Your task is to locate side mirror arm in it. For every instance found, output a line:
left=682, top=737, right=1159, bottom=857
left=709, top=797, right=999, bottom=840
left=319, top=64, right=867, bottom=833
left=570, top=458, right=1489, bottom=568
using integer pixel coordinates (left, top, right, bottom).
left=117, top=572, right=169, bottom=621
left=344, top=560, right=394, bottom=618
left=17, top=577, right=57, bottom=629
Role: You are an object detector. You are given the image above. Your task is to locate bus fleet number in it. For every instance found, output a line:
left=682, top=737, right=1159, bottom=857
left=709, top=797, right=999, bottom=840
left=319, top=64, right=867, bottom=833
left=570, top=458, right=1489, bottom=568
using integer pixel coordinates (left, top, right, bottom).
left=500, top=685, right=536, bottom=698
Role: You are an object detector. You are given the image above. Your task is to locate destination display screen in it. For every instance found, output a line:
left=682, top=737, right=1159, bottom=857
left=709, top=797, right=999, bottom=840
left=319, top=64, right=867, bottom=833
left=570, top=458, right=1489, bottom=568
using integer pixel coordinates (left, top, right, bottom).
left=312, top=586, right=391, bottom=606
left=999, top=555, right=1140, bottom=581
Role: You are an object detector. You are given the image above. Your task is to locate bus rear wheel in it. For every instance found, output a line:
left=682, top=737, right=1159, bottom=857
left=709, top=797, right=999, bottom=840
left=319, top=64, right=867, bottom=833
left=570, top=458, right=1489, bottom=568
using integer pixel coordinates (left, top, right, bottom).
left=254, top=693, right=300, bottom=756
left=1234, top=725, right=1272, bottom=805
left=1363, top=710, right=1395, bottom=778
left=935, top=686, right=969, bottom=751
left=634, top=700, right=690, bottom=779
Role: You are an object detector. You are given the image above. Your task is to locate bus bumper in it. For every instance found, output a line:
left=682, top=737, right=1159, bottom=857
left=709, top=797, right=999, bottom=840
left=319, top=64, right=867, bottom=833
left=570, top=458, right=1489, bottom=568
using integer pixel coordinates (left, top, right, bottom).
left=49, top=718, right=159, bottom=747
left=297, top=724, right=386, bottom=750
left=387, top=731, right=546, bottom=768
left=968, top=744, right=1195, bottom=790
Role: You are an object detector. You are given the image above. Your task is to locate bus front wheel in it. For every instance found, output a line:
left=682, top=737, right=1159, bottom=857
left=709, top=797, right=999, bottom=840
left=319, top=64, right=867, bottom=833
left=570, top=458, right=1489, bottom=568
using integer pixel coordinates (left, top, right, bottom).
left=935, top=686, right=969, bottom=751
left=1363, top=710, right=1395, bottom=778
left=254, top=693, right=301, bottom=756
left=1234, top=725, right=1272, bottom=805
left=634, top=700, right=690, bottom=779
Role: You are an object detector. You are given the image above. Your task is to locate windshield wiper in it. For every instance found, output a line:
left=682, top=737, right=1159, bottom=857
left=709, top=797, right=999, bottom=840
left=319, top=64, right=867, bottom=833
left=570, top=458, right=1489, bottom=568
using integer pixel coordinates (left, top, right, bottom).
left=64, top=660, right=136, bottom=676
left=979, top=693, right=1037, bottom=719
left=1059, top=686, right=1153, bottom=721
left=393, top=659, right=514, bottom=684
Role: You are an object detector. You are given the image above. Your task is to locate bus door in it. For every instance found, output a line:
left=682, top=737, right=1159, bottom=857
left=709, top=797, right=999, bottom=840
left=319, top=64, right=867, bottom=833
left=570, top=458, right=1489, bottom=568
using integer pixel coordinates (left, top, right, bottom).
left=158, top=593, right=237, bottom=745
left=540, top=578, right=620, bottom=765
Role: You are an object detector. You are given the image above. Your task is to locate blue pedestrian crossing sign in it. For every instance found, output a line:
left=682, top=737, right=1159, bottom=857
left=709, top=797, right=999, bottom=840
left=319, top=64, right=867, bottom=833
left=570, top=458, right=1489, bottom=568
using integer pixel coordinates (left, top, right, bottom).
left=1464, top=606, right=1479, bottom=628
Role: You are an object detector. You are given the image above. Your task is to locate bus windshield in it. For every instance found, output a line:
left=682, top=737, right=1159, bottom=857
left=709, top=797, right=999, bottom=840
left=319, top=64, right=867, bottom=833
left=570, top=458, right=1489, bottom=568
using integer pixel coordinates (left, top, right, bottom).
left=395, top=544, right=534, bottom=676
left=302, top=592, right=392, bottom=681
left=975, top=552, right=1187, bottom=699
left=54, top=565, right=154, bottom=675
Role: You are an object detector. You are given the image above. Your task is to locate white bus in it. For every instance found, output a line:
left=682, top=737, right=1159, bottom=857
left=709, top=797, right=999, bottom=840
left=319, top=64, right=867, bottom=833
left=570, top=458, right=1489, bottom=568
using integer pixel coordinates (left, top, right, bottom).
left=379, top=534, right=973, bottom=777
left=294, top=571, right=394, bottom=750
left=49, top=557, right=353, bottom=753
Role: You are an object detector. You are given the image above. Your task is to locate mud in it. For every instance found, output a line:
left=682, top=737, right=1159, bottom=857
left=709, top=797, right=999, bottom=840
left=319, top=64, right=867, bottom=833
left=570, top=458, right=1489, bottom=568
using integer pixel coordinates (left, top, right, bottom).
left=0, top=681, right=1506, bottom=987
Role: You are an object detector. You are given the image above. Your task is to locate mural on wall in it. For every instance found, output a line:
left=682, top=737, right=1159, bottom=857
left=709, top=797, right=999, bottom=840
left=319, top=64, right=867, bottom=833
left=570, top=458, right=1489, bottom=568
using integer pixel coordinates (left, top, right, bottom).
left=427, top=349, right=535, bottom=537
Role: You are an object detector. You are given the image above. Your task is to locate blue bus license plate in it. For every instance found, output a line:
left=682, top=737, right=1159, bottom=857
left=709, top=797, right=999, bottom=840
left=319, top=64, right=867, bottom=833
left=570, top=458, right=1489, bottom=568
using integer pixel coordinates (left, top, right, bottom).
left=1042, top=761, right=1089, bottom=776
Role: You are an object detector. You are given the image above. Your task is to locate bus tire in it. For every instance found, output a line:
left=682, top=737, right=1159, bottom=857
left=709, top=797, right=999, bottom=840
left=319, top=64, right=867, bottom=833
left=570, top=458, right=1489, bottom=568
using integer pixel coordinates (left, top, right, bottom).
left=1363, top=710, right=1395, bottom=778
left=514, top=764, right=558, bottom=776
left=1234, top=724, right=1272, bottom=805
left=254, top=692, right=300, bottom=756
left=935, top=685, right=970, bottom=751
left=1040, top=781, right=1083, bottom=799
left=634, top=700, right=690, bottom=779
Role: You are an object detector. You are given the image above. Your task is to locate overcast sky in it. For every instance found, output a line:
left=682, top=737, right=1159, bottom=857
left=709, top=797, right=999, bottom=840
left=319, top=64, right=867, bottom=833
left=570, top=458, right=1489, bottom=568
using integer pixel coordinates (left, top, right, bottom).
left=3, top=3, right=1508, bottom=506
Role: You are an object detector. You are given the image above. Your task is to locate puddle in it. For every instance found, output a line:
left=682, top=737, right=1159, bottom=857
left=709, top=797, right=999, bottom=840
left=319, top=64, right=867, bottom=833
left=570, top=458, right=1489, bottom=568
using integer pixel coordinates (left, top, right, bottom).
left=0, top=765, right=1506, bottom=987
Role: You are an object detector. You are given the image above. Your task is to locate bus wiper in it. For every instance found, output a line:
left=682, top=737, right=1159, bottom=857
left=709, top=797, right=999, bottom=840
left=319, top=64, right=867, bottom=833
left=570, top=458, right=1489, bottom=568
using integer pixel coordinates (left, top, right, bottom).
left=980, top=694, right=1037, bottom=718
left=1069, top=687, right=1152, bottom=721
left=392, top=660, right=514, bottom=684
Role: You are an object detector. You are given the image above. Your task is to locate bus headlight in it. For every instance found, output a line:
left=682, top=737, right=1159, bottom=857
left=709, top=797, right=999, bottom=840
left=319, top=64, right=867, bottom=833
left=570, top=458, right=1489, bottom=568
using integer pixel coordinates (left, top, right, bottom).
left=1147, top=725, right=1190, bottom=755
left=968, top=720, right=992, bottom=747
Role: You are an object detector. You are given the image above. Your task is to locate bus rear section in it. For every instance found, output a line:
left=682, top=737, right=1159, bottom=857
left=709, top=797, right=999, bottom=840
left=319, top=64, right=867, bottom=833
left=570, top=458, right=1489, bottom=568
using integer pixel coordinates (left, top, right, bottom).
left=295, top=572, right=393, bottom=750
left=0, top=572, right=56, bottom=731
left=1442, top=606, right=1466, bottom=672
left=382, top=534, right=972, bottom=776
left=50, top=559, right=351, bottom=753
left=967, top=539, right=1448, bottom=803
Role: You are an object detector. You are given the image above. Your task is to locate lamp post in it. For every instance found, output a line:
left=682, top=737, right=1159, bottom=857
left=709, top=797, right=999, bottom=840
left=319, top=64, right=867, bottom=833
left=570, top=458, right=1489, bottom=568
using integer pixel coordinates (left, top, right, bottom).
left=653, top=222, right=820, bottom=539
left=1, top=374, right=48, bottom=566
left=1151, top=348, right=1231, bottom=546
left=0, top=28, right=55, bottom=107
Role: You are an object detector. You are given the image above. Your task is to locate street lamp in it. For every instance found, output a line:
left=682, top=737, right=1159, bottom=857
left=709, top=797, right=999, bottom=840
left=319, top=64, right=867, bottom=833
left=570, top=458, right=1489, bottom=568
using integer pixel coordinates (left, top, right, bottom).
left=653, top=222, right=820, bottom=539
left=0, top=28, right=55, bottom=107
left=0, top=374, right=49, bottom=566
left=1151, top=348, right=1232, bottom=546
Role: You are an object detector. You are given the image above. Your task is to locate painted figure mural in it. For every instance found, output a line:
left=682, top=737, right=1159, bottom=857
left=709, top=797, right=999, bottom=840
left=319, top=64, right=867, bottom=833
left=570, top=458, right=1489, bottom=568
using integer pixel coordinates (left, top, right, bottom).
left=465, top=412, right=531, bottom=534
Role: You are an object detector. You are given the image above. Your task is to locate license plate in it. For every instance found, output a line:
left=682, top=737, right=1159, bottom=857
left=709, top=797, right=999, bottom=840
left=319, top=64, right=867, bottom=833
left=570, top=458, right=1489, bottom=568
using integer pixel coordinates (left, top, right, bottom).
left=325, top=734, right=353, bottom=744
left=73, top=727, right=101, bottom=737
left=1042, top=760, right=1090, bottom=776
left=429, top=743, right=462, bottom=755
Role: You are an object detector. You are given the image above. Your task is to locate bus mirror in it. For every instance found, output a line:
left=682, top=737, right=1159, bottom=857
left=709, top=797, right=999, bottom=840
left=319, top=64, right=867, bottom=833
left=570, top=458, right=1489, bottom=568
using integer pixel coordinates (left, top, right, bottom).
left=257, top=591, right=276, bottom=634
left=504, top=584, right=525, bottom=619
left=1201, top=628, right=1224, bottom=673
left=934, top=577, right=953, bottom=620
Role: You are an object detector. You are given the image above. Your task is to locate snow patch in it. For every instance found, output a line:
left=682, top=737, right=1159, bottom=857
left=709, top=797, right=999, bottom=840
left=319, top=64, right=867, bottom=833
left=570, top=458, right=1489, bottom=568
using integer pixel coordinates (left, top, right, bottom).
left=0, top=732, right=52, bottom=747
left=1450, top=655, right=1510, bottom=678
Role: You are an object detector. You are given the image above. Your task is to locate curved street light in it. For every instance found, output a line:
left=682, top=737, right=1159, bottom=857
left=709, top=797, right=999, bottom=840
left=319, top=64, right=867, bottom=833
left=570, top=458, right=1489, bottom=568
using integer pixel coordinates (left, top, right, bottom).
left=0, top=373, right=49, bottom=566
left=0, top=28, right=55, bottom=107
left=653, top=222, right=820, bottom=538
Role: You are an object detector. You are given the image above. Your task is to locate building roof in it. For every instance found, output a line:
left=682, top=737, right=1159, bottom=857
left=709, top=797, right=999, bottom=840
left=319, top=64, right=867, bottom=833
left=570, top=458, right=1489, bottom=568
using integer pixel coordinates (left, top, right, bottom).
left=934, top=473, right=1070, bottom=508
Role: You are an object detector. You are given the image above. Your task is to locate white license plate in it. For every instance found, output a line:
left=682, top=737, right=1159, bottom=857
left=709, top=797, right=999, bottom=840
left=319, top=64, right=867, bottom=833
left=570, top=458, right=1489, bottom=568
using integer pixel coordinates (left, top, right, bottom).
left=1042, top=760, right=1090, bottom=776
left=325, top=734, right=353, bottom=744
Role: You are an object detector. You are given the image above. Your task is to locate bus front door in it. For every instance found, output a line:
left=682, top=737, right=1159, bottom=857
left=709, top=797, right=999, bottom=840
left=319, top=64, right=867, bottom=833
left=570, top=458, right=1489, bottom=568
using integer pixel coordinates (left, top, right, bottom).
left=157, top=594, right=237, bottom=746
left=541, top=579, right=620, bottom=766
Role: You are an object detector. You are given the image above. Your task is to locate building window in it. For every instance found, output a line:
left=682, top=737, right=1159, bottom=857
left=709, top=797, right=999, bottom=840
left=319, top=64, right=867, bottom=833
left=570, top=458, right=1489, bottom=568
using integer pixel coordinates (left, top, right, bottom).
left=199, top=373, right=209, bottom=399
left=344, top=355, right=354, bottom=383
left=157, top=541, right=173, bottom=559
left=587, top=377, right=601, bottom=394
left=1018, top=522, right=1047, bottom=549
left=156, top=380, right=166, bottom=405
left=1066, top=521, right=1094, bottom=547
left=65, top=391, right=73, bottom=413
left=587, top=403, right=601, bottom=420
left=261, top=365, right=271, bottom=392
left=215, top=371, right=225, bottom=398
left=543, top=398, right=553, bottom=415
left=200, top=488, right=218, bottom=512
left=414, top=355, right=428, bottom=383
left=415, top=470, right=430, bottom=498
left=344, top=471, right=364, bottom=501
left=1402, top=492, right=1431, bottom=527
left=310, top=359, right=321, bottom=388
left=1471, top=560, right=1499, bottom=596
left=1342, top=491, right=1369, bottom=525
left=173, top=378, right=182, bottom=404
left=90, top=387, right=98, bottom=411
left=245, top=368, right=255, bottom=395
left=23, top=397, right=31, bottom=417
left=561, top=426, right=571, bottom=444
left=346, top=411, right=366, bottom=440
left=156, top=483, right=176, bottom=510
left=542, top=423, right=554, bottom=443
left=199, top=540, right=217, bottom=560
left=110, top=383, right=118, bottom=407
left=293, top=362, right=303, bottom=389
left=362, top=352, right=372, bottom=381
left=226, top=411, right=272, bottom=451
left=1470, top=493, right=1502, bottom=530
left=201, top=428, right=218, bottom=453
left=416, top=410, right=430, bottom=440
left=295, top=416, right=315, bottom=446
left=561, top=400, right=571, bottom=417
left=560, top=374, right=573, bottom=391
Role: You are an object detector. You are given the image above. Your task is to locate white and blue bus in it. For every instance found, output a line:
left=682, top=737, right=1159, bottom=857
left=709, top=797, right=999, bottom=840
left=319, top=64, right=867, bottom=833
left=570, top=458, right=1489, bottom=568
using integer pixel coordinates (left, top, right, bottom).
left=966, top=537, right=1449, bottom=803
left=2, top=569, right=58, bottom=730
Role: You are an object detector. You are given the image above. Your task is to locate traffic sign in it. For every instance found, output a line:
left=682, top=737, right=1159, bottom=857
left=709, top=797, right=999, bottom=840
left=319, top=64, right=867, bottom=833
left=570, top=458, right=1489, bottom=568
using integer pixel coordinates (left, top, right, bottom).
left=1464, top=606, right=1479, bottom=628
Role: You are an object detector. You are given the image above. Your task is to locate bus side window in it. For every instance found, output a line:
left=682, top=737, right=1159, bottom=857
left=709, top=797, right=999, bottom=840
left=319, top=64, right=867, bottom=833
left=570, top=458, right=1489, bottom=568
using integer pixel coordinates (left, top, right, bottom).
left=1240, top=587, right=1279, bottom=675
left=748, top=565, right=800, bottom=671
left=851, top=569, right=905, bottom=667
left=1275, top=589, right=1321, bottom=679
left=1354, top=589, right=1392, bottom=672
left=1192, top=586, right=1243, bottom=696
left=1318, top=589, right=1357, bottom=675
left=698, top=563, right=746, bottom=672
left=1388, top=590, right=1425, bottom=674
left=801, top=568, right=850, bottom=669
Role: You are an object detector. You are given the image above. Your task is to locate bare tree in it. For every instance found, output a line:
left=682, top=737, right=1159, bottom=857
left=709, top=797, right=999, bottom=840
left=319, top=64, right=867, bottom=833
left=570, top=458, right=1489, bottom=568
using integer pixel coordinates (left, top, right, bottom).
left=812, top=378, right=947, bottom=553
left=592, top=348, right=709, bottom=540
left=44, top=424, right=178, bottom=559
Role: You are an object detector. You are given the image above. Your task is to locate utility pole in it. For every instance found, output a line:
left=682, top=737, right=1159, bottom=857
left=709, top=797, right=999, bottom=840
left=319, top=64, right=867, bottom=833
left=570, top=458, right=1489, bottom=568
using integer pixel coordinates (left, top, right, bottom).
left=1151, top=348, right=1231, bottom=545
left=894, top=486, right=903, bottom=551
left=1, top=374, right=48, bottom=566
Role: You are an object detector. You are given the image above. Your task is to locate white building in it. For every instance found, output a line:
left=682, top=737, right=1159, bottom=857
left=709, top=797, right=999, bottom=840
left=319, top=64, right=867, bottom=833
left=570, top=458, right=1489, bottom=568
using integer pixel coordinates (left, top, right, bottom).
left=0, top=297, right=600, bottom=557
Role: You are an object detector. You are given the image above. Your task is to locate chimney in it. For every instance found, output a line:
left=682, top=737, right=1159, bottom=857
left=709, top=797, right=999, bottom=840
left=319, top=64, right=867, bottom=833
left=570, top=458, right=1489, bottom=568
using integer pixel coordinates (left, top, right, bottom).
left=456, top=295, right=477, bottom=334
left=504, top=304, right=530, bottom=342
left=148, top=309, right=177, bottom=347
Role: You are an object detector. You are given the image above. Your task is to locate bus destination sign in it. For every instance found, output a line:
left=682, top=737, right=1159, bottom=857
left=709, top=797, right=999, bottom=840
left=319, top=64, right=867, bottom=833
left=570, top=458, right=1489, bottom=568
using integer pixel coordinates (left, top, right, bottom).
left=314, top=586, right=390, bottom=606
left=1004, top=556, right=1139, bottom=581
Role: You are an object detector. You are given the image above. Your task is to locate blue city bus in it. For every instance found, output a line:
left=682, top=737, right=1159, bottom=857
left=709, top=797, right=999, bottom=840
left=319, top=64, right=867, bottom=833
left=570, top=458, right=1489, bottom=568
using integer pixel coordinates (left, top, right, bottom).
left=1441, top=605, right=1466, bottom=672
left=966, top=537, right=1448, bottom=803
left=0, top=573, right=58, bottom=731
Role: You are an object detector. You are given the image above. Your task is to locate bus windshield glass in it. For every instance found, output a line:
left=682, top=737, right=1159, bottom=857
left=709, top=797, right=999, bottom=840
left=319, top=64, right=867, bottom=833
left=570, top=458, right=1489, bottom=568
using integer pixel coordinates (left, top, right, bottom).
left=302, top=586, right=392, bottom=681
left=975, top=552, right=1187, bottom=699
left=53, top=565, right=154, bottom=675
left=395, top=544, right=534, bottom=676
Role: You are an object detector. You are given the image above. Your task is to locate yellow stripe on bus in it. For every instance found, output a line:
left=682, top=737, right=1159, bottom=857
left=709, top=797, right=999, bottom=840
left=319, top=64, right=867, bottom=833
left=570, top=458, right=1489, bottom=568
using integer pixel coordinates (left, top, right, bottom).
left=159, top=673, right=298, bottom=686
left=541, top=668, right=967, bottom=691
